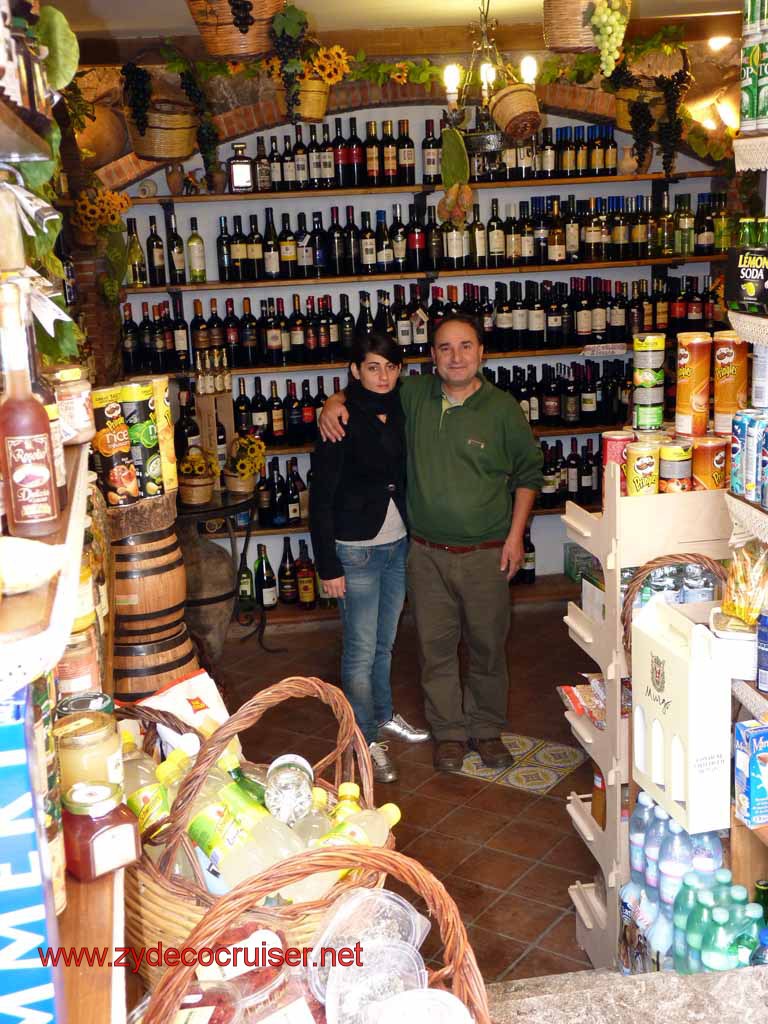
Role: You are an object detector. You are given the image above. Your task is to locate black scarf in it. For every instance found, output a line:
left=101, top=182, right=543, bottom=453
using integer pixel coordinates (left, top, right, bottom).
left=347, top=378, right=400, bottom=417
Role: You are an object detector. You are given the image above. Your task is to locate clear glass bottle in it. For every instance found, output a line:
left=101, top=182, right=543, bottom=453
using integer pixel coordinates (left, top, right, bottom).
left=227, top=142, right=254, bottom=192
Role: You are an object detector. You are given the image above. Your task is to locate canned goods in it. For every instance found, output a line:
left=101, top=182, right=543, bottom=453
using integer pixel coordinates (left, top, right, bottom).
left=746, top=412, right=768, bottom=501
left=693, top=434, right=729, bottom=491
left=626, top=440, right=660, bottom=497
left=758, top=609, right=768, bottom=693
left=120, top=381, right=164, bottom=499
left=634, top=366, right=665, bottom=388
left=759, top=40, right=768, bottom=132
left=755, top=348, right=768, bottom=408
left=151, top=377, right=177, bottom=493
left=676, top=333, right=713, bottom=437
left=745, top=0, right=761, bottom=35
left=56, top=691, right=115, bottom=717
left=601, top=430, right=634, bottom=498
left=633, top=334, right=666, bottom=370
left=91, top=387, right=139, bottom=507
left=713, top=330, right=748, bottom=437
left=633, top=386, right=665, bottom=430
left=731, top=408, right=755, bottom=495
left=743, top=39, right=761, bottom=133
left=659, top=440, right=693, bottom=493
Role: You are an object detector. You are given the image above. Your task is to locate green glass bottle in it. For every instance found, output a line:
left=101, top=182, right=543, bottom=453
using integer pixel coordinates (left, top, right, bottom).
left=739, top=216, right=758, bottom=247
left=673, top=871, right=705, bottom=974
left=187, top=216, right=207, bottom=284
left=733, top=904, right=764, bottom=966
left=217, top=750, right=266, bottom=805
left=754, top=878, right=768, bottom=923
left=758, top=217, right=768, bottom=248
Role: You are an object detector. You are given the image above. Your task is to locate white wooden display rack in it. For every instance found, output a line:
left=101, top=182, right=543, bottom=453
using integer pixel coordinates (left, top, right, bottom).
left=560, top=462, right=732, bottom=969
left=0, top=442, right=90, bottom=697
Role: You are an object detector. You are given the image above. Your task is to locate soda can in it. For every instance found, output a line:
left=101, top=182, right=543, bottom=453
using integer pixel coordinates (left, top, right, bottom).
left=754, top=347, right=768, bottom=407
left=742, top=39, right=760, bottom=133
left=759, top=41, right=768, bottom=132
left=745, top=413, right=768, bottom=501
left=745, top=0, right=760, bottom=35
left=731, top=409, right=755, bottom=496
left=659, top=440, right=693, bottom=493
left=692, top=435, right=728, bottom=491
left=602, top=429, right=634, bottom=498
left=633, top=333, right=666, bottom=370
left=626, top=440, right=660, bottom=497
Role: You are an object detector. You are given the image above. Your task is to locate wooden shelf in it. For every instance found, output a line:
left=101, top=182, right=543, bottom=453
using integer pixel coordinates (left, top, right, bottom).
left=535, top=423, right=613, bottom=437
left=0, top=97, right=51, bottom=162
left=436, top=254, right=727, bottom=279
left=126, top=271, right=428, bottom=294
left=0, top=443, right=90, bottom=695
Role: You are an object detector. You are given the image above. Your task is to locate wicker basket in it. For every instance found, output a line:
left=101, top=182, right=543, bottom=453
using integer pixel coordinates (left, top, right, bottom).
left=124, top=675, right=388, bottom=988
left=620, top=553, right=729, bottom=657
left=614, top=87, right=668, bottom=133
left=125, top=102, right=198, bottom=162
left=140, top=846, right=491, bottom=1024
left=222, top=470, right=255, bottom=495
left=186, top=0, right=282, bottom=59
left=542, top=0, right=611, bottom=52
left=488, top=84, right=541, bottom=142
left=274, top=80, right=331, bottom=123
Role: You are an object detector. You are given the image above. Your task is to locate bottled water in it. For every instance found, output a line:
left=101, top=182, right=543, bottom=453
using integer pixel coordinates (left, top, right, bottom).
left=748, top=926, right=768, bottom=966
left=646, top=910, right=674, bottom=971
left=686, top=889, right=716, bottom=973
left=643, top=806, right=670, bottom=905
left=293, top=787, right=332, bottom=844
left=701, top=907, right=739, bottom=972
left=264, top=754, right=314, bottom=826
left=658, top=822, right=693, bottom=918
left=713, top=868, right=733, bottom=907
left=728, top=885, right=748, bottom=934
left=734, top=904, right=764, bottom=965
left=629, top=792, right=655, bottom=888
left=673, top=872, right=705, bottom=973
left=690, top=831, right=723, bottom=885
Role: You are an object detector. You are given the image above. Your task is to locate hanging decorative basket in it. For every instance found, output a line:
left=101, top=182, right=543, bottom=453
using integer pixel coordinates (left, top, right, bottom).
left=275, top=79, right=330, bottom=123
left=185, top=0, right=283, bottom=59
left=614, top=87, right=668, bottom=133
left=488, top=84, right=541, bottom=141
left=125, top=103, right=198, bottom=162
left=542, top=0, right=608, bottom=52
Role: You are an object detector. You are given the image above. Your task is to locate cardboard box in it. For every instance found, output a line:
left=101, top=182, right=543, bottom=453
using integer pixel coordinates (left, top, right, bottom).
left=564, top=542, right=600, bottom=582
left=726, top=245, right=768, bottom=316
left=735, top=719, right=768, bottom=829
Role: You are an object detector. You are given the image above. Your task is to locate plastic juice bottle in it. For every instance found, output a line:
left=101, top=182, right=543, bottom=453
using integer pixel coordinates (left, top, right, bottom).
left=701, top=907, right=739, bottom=971
left=686, top=888, right=716, bottom=973
left=122, top=733, right=168, bottom=834
left=155, top=748, right=193, bottom=805
left=332, top=782, right=362, bottom=822
left=293, top=787, right=331, bottom=844
left=673, top=872, right=705, bottom=973
left=733, top=904, right=764, bottom=965
left=264, top=754, right=314, bottom=826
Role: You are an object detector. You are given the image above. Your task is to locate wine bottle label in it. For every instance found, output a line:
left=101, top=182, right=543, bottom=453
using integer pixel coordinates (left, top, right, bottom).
left=512, top=310, right=528, bottom=331
left=424, top=150, right=440, bottom=175
left=288, top=501, right=301, bottom=520
left=270, top=161, right=283, bottom=183
left=565, top=224, right=579, bottom=253
left=631, top=224, right=648, bottom=242
left=520, top=235, right=534, bottom=258
left=590, top=151, right=605, bottom=171
left=612, top=225, right=630, bottom=245
left=561, top=151, right=575, bottom=172
left=541, top=150, right=556, bottom=172
left=463, top=230, right=471, bottom=257
left=519, top=399, right=530, bottom=420
left=329, top=323, right=339, bottom=345
left=309, top=153, right=323, bottom=178
left=173, top=328, right=187, bottom=353
left=295, top=154, right=309, bottom=181
left=290, top=328, right=305, bottom=349
left=517, top=146, right=532, bottom=168
left=610, top=307, right=626, bottom=328
left=266, top=328, right=281, bottom=351
left=576, top=150, right=588, bottom=171
left=262, top=585, right=278, bottom=607
left=247, top=242, right=263, bottom=260
left=305, top=327, right=318, bottom=350
left=488, top=229, right=505, bottom=255
left=5, top=433, right=57, bottom=524
left=399, top=147, right=416, bottom=166
left=283, top=160, right=296, bottom=181
left=506, top=232, right=521, bottom=260
left=655, top=303, right=669, bottom=329
left=366, top=149, right=380, bottom=173
left=320, top=153, right=334, bottom=176
left=687, top=302, right=703, bottom=320
left=697, top=230, right=715, bottom=246
left=474, top=230, right=487, bottom=257
left=397, top=321, right=412, bottom=347
left=189, top=243, right=205, bottom=272
left=576, top=309, right=592, bottom=334
left=585, top=226, right=602, bottom=244
left=496, top=312, right=514, bottom=329
left=548, top=243, right=566, bottom=262
left=567, top=468, right=579, bottom=492
left=271, top=410, right=285, bottom=433
left=393, top=237, right=407, bottom=260
left=252, top=411, right=268, bottom=428
left=264, top=251, right=280, bottom=275
left=547, top=315, right=562, bottom=329
left=543, top=396, right=559, bottom=416
left=670, top=300, right=686, bottom=319
left=407, top=231, right=425, bottom=251
left=502, top=147, right=516, bottom=169
left=592, top=308, right=607, bottom=332
left=563, top=397, right=579, bottom=422
left=230, top=243, right=246, bottom=260
left=542, top=476, right=556, bottom=494
left=152, top=248, right=165, bottom=267
left=361, top=238, right=376, bottom=263
left=279, top=240, right=297, bottom=262
left=523, top=553, right=535, bottom=569
left=446, top=233, right=463, bottom=258
left=530, top=396, right=539, bottom=420
left=257, top=166, right=272, bottom=191
left=383, top=146, right=397, bottom=173
left=528, top=309, right=545, bottom=331
left=582, top=393, right=597, bottom=412
left=171, top=250, right=185, bottom=271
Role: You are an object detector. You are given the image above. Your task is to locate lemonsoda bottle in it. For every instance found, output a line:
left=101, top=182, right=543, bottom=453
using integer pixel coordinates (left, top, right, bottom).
left=122, top=732, right=169, bottom=834
left=218, top=749, right=266, bottom=804
left=333, top=782, right=362, bottom=822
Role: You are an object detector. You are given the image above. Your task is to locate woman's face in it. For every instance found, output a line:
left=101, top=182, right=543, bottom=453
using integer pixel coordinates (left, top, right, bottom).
left=352, top=353, right=401, bottom=394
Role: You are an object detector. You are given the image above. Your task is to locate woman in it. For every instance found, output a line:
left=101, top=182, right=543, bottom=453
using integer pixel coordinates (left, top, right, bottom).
left=310, top=333, right=429, bottom=783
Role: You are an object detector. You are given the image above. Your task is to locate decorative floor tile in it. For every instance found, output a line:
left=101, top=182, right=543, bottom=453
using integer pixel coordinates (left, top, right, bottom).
left=455, top=734, right=587, bottom=795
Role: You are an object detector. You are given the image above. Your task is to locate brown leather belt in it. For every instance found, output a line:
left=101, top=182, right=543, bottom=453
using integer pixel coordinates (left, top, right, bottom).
left=412, top=535, right=505, bottom=555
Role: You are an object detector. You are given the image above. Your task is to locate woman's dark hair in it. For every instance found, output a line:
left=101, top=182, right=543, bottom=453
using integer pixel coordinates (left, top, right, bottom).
left=432, top=312, right=483, bottom=345
left=349, top=331, right=404, bottom=368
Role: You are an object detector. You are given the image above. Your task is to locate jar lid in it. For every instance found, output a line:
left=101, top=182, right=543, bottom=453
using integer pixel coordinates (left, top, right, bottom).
left=53, top=710, right=115, bottom=746
left=65, top=627, right=96, bottom=651
left=57, top=691, right=114, bottom=717
left=62, top=782, right=121, bottom=817
left=47, top=363, right=84, bottom=384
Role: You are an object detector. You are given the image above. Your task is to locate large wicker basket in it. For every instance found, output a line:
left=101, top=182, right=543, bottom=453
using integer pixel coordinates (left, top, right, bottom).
left=488, top=84, right=541, bottom=141
left=186, top=0, right=282, bottom=59
left=274, top=79, right=330, bottom=123
left=141, top=846, right=492, bottom=1024
left=542, top=0, right=609, bottom=52
left=124, top=676, right=389, bottom=988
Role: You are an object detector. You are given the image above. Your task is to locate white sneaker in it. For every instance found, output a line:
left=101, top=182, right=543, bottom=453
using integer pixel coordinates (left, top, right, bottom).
left=368, top=741, right=399, bottom=783
left=378, top=713, right=431, bottom=744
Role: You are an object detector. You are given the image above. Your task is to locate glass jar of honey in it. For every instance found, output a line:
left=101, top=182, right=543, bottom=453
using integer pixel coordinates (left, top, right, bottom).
left=53, top=711, right=123, bottom=794
left=61, top=782, right=140, bottom=881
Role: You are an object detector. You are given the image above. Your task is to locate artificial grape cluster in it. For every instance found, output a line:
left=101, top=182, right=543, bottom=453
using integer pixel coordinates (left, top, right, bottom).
left=590, top=0, right=629, bottom=77
left=228, top=0, right=254, bottom=33
left=269, top=22, right=307, bottom=123
left=179, top=69, right=220, bottom=170
left=655, top=65, right=692, bottom=177
left=628, top=99, right=653, bottom=170
left=179, top=70, right=205, bottom=110
left=121, top=62, right=151, bottom=135
left=608, top=62, right=637, bottom=91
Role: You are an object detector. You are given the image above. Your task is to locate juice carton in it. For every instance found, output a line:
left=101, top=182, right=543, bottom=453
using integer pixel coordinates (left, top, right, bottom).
left=734, top=719, right=768, bottom=828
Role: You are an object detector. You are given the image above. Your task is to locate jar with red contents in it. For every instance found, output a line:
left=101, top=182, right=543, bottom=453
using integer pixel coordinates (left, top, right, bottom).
left=197, top=917, right=289, bottom=1002
left=61, top=782, right=140, bottom=881
left=129, top=982, right=243, bottom=1024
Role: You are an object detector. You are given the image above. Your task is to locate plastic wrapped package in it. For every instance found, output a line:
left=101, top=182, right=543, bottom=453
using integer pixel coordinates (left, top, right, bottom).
left=325, top=940, right=428, bottom=1024
left=366, top=989, right=474, bottom=1023
left=129, top=981, right=243, bottom=1024
left=722, top=536, right=768, bottom=626
left=195, top=916, right=289, bottom=1002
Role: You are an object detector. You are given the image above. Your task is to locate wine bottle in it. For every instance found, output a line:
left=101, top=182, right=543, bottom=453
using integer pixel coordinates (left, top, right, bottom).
left=216, top=215, right=232, bottom=282
left=282, top=134, right=296, bottom=190
left=396, top=118, right=416, bottom=185
left=186, top=217, right=206, bottom=284
left=146, top=215, right=166, bottom=286
left=268, top=135, right=283, bottom=191
left=256, top=544, right=278, bottom=608
left=293, top=125, right=309, bottom=189
left=254, top=136, right=272, bottom=193
left=347, top=117, right=364, bottom=187
left=320, top=124, right=335, bottom=189
left=332, top=117, right=349, bottom=188
left=342, top=205, right=360, bottom=275
left=328, top=206, right=345, bottom=277
left=121, top=303, right=140, bottom=376
left=125, top=218, right=148, bottom=287
left=234, top=377, right=252, bottom=436
left=278, top=213, right=297, bottom=278
left=263, top=208, right=281, bottom=279
left=229, top=214, right=247, bottom=282
left=422, top=118, right=441, bottom=185
left=172, top=294, right=190, bottom=373
left=364, top=120, right=381, bottom=187
left=390, top=203, right=407, bottom=271
left=245, top=214, right=263, bottom=280
left=167, top=212, right=186, bottom=285
left=278, top=536, right=298, bottom=604
left=307, top=125, right=322, bottom=189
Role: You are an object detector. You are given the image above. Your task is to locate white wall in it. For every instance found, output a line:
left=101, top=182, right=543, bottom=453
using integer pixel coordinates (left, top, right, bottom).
left=125, top=104, right=714, bottom=575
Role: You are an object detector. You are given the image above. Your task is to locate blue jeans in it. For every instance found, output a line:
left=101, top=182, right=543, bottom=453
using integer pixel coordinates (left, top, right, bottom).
left=335, top=536, right=408, bottom=744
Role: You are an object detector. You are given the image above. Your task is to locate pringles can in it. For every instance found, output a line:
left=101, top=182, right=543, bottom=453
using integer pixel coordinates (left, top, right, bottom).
left=693, top=435, right=728, bottom=491
left=626, top=440, right=660, bottom=497
left=120, top=380, right=164, bottom=498
left=743, top=38, right=760, bottom=134
left=713, top=330, right=748, bottom=437
left=91, top=386, right=139, bottom=507
left=601, top=429, right=634, bottom=499
left=676, top=333, right=713, bottom=437
left=659, top=440, right=693, bottom=493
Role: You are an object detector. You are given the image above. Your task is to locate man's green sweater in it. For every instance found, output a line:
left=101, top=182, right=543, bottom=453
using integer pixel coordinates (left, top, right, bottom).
left=399, top=374, right=544, bottom=546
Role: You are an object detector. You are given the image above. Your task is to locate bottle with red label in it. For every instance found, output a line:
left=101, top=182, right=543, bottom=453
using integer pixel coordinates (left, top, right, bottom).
left=0, top=281, right=60, bottom=537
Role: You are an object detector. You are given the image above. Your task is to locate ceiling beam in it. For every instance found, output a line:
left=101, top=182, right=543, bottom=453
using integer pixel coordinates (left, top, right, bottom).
left=77, top=12, right=743, bottom=66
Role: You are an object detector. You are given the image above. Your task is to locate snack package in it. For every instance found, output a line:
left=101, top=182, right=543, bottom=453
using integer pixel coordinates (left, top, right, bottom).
left=722, top=536, right=768, bottom=626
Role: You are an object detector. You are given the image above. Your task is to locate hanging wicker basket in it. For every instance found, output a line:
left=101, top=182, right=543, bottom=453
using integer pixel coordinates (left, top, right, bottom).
left=186, top=0, right=282, bottom=59
left=125, top=103, right=198, bottom=162
left=542, top=0, right=608, bottom=52
left=614, top=87, right=668, bottom=133
left=275, top=79, right=330, bottom=123
left=488, top=84, right=541, bottom=141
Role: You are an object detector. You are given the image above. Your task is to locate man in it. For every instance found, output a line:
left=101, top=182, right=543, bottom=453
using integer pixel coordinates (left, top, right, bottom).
left=320, top=314, right=543, bottom=772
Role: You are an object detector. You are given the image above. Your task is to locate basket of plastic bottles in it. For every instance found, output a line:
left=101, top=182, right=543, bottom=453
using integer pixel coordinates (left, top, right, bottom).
left=138, top=847, right=492, bottom=1024
left=124, top=676, right=393, bottom=989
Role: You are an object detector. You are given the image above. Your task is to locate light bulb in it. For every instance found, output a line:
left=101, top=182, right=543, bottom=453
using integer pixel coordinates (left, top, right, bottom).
left=443, top=64, right=462, bottom=94
left=520, top=55, right=538, bottom=86
left=480, top=62, right=496, bottom=87
left=708, top=36, right=732, bottom=52
left=701, top=117, right=717, bottom=131
left=716, top=97, right=739, bottom=130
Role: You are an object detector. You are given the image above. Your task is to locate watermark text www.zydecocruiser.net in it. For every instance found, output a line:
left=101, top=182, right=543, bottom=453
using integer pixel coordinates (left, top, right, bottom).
left=38, top=942, right=365, bottom=975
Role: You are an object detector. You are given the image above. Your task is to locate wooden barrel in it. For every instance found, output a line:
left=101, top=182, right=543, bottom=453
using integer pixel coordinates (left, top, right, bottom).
left=113, top=626, right=199, bottom=702
left=112, top=525, right=187, bottom=642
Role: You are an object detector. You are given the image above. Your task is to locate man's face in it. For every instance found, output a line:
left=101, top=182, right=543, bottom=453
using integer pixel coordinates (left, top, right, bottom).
left=431, top=321, right=483, bottom=389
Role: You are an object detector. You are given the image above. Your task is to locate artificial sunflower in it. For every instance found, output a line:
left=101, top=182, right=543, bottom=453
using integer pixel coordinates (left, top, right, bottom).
left=328, top=45, right=351, bottom=75
left=263, top=55, right=282, bottom=82
left=227, top=60, right=246, bottom=75
left=390, top=61, right=409, bottom=86
left=295, top=59, right=312, bottom=83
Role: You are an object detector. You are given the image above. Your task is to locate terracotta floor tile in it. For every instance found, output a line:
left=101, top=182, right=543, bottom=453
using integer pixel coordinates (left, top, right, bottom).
left=501, top=946, right=590, bottom=981
left=547, top=760, right=594, bottom=798
left=440, top=876, right=501, bottom=925
left=544, top=835, right=599, bottom=875
left=395, top=791, right=455, bottom=829
left=450, top=846, right=532, bottom=890
left=523, top=796, right=573, bottom=834
left=509, top=862, right=584, bottom=909
left=473, top=892, right=561, bottom=943
left=382, top=875, right=427, bottom=915
left=486, top=820, right=564, bottom=861
left=538, top=913, right=590, bottom=963
left=380, top=760, right=436, bottom=795
left=433, top=805, right=507, bottom=844
left=402, top=833, right=479, bottom=878
left=398, top=743, right=438, bottom=766
left=465, top=926, right=527, bottom=982
left=391, top=822, right=425, bottom=850
left=466, top=786, right=537, bottom=819
left=416, top=773, right=489, bottom=803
